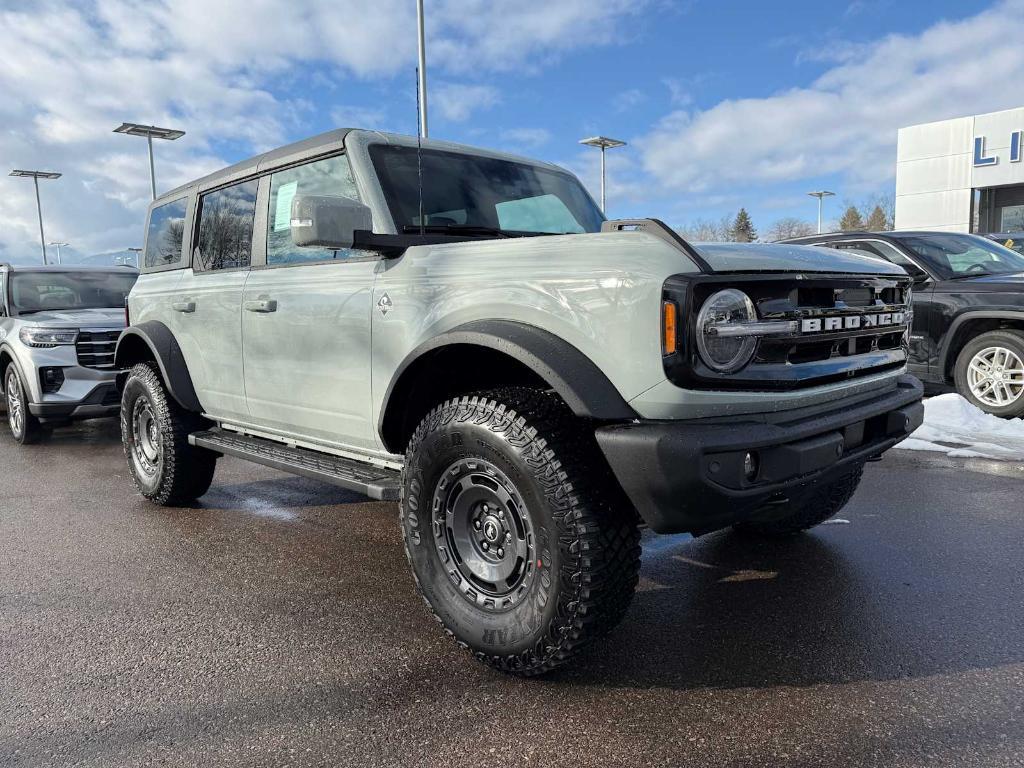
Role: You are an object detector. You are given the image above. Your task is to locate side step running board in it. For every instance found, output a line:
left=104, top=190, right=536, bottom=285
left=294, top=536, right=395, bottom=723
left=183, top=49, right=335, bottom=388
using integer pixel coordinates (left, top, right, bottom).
left=189, top=428, right=402, bottom=501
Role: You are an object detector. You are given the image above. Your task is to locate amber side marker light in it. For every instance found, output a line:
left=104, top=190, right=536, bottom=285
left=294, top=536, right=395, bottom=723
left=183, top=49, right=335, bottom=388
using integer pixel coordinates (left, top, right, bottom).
left=662, top=300, right=678, bottom=355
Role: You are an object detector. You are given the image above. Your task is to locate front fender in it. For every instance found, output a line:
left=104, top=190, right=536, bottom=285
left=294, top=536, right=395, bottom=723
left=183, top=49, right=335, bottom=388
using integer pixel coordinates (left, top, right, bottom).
left=115, top=321, right=203, bottom=413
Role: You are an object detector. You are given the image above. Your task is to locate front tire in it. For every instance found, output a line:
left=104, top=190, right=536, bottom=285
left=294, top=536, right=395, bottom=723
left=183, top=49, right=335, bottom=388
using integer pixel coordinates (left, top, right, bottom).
left=121, top=362, right=218, bottom=505
left=400, top=388, right=642, bottom=676
left=954, top=329, right=1024, bottom=418
left=5, top=364, right=44, bottom=445
left=734, top=466, right=864, bottom=538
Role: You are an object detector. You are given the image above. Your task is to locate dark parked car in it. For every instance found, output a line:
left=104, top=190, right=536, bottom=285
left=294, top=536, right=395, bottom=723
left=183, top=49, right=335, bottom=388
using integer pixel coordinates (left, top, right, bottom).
left=784, top=231, right=1024, bottom=417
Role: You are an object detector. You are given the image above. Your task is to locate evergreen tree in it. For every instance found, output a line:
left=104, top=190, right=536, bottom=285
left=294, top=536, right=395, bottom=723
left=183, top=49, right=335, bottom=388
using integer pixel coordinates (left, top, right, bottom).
left=730, top=208, right=757, bottom=242
left=864, top=205, right=888, bottom=231
left=838, top=205, right=864, bottom=231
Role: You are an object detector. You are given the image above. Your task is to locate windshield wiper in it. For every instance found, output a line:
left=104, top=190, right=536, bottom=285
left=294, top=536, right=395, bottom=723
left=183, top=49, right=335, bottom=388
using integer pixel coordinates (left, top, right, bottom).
left=402, top=224, right=516, bottom=238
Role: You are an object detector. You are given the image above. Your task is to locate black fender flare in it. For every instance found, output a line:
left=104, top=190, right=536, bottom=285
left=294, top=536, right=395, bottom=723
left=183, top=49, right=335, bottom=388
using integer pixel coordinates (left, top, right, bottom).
left=114, top=321, right=203, bottom=413
left=378, top=320, right=636, bottom=448
left=938, top=310, right=1024, bottom=375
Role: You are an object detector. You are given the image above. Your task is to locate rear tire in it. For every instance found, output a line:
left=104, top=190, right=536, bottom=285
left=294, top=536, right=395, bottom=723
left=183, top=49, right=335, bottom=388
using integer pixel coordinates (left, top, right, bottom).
left=121, top=362, right=217, bottom=505
left=734, top=466, right=864, bottom=538
left=400, top=388, right=642, bottom=676
left=4, top=364, right=45, bottom=445
left=954, top=329, right=1024, bottom=418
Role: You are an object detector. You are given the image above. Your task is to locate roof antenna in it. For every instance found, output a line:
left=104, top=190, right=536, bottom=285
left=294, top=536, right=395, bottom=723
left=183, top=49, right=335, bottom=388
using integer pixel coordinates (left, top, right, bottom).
left=415, top=66, right=425, bottom=236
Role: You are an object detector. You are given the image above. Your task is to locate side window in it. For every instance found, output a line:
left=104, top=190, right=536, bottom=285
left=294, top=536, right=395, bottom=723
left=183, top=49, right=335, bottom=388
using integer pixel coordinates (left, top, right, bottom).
left=195, top=180, right=259, bottom=271
left=838, top=240, right=926, bottom=275
left=266, top=154, right=364, bottom=265
left=143, top=197, right=188, bottom=269
left=0, top=273, right=6, bottom=315
left=833, top=240, right=891, bottom=261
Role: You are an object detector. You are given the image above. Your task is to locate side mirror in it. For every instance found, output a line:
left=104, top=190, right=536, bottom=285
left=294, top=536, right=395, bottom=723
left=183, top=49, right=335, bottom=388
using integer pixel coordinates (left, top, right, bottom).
left=290, top=194, right=373, bottom=250
left=910, top=267, right=931, bottom=284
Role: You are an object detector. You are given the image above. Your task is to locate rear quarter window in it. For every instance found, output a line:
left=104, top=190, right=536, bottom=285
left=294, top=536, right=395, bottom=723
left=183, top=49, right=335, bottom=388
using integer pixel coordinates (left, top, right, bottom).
left=143, top=197, right=189, bottom=271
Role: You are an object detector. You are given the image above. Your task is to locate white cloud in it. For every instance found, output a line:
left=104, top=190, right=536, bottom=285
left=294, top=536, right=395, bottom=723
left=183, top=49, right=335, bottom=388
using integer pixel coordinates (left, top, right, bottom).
left=330, top=105, right=389, bottom=130
left=433, top=83, right=501, bottom=122
left=499, top=128, right=553, bottom=149
left=639, top=0, right=1024, bottom=199
left=613, top=88, right=647, bottom=113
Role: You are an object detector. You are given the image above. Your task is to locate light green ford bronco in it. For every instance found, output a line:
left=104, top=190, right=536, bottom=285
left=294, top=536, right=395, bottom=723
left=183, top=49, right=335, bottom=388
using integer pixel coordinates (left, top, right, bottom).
left=116, top=129, right=923, bottom=675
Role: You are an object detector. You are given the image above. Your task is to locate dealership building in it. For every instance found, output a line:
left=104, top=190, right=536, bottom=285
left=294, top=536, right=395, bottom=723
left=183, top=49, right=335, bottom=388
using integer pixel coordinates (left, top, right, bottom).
left=895, top=106, right=1024, bottom=233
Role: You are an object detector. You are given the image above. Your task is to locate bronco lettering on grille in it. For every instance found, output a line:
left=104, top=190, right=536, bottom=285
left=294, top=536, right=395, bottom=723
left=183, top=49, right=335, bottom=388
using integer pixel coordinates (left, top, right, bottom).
left=801, top=311, right=905, bottom=334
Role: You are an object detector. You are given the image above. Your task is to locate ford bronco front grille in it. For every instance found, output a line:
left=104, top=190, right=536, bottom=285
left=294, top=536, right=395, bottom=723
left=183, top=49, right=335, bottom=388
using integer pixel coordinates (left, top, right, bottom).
left=75, top=329, right=120, bottom=370
left=663, top=273, right=913, bottom=391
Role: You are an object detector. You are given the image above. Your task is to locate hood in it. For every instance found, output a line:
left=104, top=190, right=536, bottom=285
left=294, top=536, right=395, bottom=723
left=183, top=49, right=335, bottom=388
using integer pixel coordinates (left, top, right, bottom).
left=19, top=307, right=126, bottom=328
left=692, top=242, right=907, bottom=275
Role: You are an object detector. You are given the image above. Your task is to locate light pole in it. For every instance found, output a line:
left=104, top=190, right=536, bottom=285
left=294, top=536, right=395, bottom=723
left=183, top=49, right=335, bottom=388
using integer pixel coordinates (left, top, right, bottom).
left=416, top=0, right=428, bottom=138
left=579, top=136, right=626, bottom=214
left=113, top=122, right=185, bottom=200
left=48, top=241, right=68, bottom=264
left=807, top=190, right=835, bottom=234
left=127, top=247, right=143, bottom=268
left=10, top=169, right=62, bottom=264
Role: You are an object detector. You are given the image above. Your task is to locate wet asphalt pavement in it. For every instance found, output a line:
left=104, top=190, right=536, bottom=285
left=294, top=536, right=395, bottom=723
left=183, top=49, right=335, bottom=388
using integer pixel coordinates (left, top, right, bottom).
left=2, top=419, right=1023, bottom=768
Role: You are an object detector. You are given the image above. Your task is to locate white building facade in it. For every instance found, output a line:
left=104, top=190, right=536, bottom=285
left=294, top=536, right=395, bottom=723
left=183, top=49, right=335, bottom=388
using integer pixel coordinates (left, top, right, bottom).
left=895, top=107, right=1024, bottom=233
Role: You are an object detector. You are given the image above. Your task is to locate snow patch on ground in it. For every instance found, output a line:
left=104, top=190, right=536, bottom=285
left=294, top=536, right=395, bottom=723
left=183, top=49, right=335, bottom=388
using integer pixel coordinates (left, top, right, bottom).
left=895, top=393, right=1024, bottom=460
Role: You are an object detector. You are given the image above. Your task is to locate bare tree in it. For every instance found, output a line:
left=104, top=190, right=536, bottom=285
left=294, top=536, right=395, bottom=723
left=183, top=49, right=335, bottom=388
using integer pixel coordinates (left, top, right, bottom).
left=766, top=217, right=816, bottom=242
left=676, top=215, right=733, bottom=241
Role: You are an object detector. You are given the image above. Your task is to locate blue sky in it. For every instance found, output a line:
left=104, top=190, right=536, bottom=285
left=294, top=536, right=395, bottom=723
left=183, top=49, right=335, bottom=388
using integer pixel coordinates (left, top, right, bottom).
left=0, top=0, right=1019, bottom=261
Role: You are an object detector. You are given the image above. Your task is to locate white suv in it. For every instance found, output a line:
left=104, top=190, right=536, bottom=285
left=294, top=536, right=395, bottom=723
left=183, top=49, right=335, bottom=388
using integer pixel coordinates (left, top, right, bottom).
left=0, top=264, right=137, bottom=443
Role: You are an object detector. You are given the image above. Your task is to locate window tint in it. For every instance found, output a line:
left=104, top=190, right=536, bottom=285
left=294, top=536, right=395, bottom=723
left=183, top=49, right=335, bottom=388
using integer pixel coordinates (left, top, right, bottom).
left=195, top=180, right=259, bottom=271
left=144, top=197, right=188, bottom=268
left=370, top=145, right=604, bottom=234
left=266, top=155, right=364, bottom=265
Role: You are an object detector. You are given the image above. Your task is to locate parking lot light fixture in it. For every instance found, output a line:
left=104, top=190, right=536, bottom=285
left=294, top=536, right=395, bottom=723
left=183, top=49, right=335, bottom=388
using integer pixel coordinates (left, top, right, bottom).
left=10, top=169, right=62, bottom=264
left=48, top=241, right=69, bottom=265
left=113, top=122, right=185, bottom=201
left=579, top=136, right=627, bottom=215
left=807, top=190, right=835, bottom=234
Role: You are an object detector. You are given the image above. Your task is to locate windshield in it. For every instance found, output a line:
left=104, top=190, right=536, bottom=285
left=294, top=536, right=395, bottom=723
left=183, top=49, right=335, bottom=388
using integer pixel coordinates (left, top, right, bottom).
left=370, top=145, right=605, bottom=235
left=898, top=233, right=1024, bottom=279
left=10, top=271, right=137, bottom=315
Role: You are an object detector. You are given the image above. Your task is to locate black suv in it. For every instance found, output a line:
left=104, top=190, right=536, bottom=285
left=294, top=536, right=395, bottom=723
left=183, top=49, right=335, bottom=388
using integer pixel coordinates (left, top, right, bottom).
left=784, top=231, right=1024, bottom=417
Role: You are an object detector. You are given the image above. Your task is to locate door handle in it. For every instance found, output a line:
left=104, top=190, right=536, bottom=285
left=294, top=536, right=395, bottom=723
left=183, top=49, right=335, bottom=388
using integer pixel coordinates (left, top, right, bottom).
left=244, top=298, right=277, bottom=313
left=172, top=301, right=196, bottom=313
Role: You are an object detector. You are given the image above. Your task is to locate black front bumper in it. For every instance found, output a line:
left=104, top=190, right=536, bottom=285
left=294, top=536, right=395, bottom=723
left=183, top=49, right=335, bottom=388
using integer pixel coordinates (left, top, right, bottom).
left=596, top=375, right=924, bottom=535
left=28, top=383, right=121, bottom=423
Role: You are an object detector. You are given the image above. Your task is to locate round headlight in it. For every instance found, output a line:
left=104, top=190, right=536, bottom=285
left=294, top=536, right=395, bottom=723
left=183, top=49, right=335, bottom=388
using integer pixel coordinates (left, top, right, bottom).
left=696, top=289, right=757, bottom=373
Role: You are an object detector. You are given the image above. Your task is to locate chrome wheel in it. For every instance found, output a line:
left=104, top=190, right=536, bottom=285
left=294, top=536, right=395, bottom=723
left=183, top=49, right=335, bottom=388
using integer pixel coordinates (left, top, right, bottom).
left=130, top=397, right=161, bottom=476
left=967, top=346, right=1024, bottom=408
left=431, top=457, right=536, bottom=612
left=6, top=371, right=24, bottom=437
